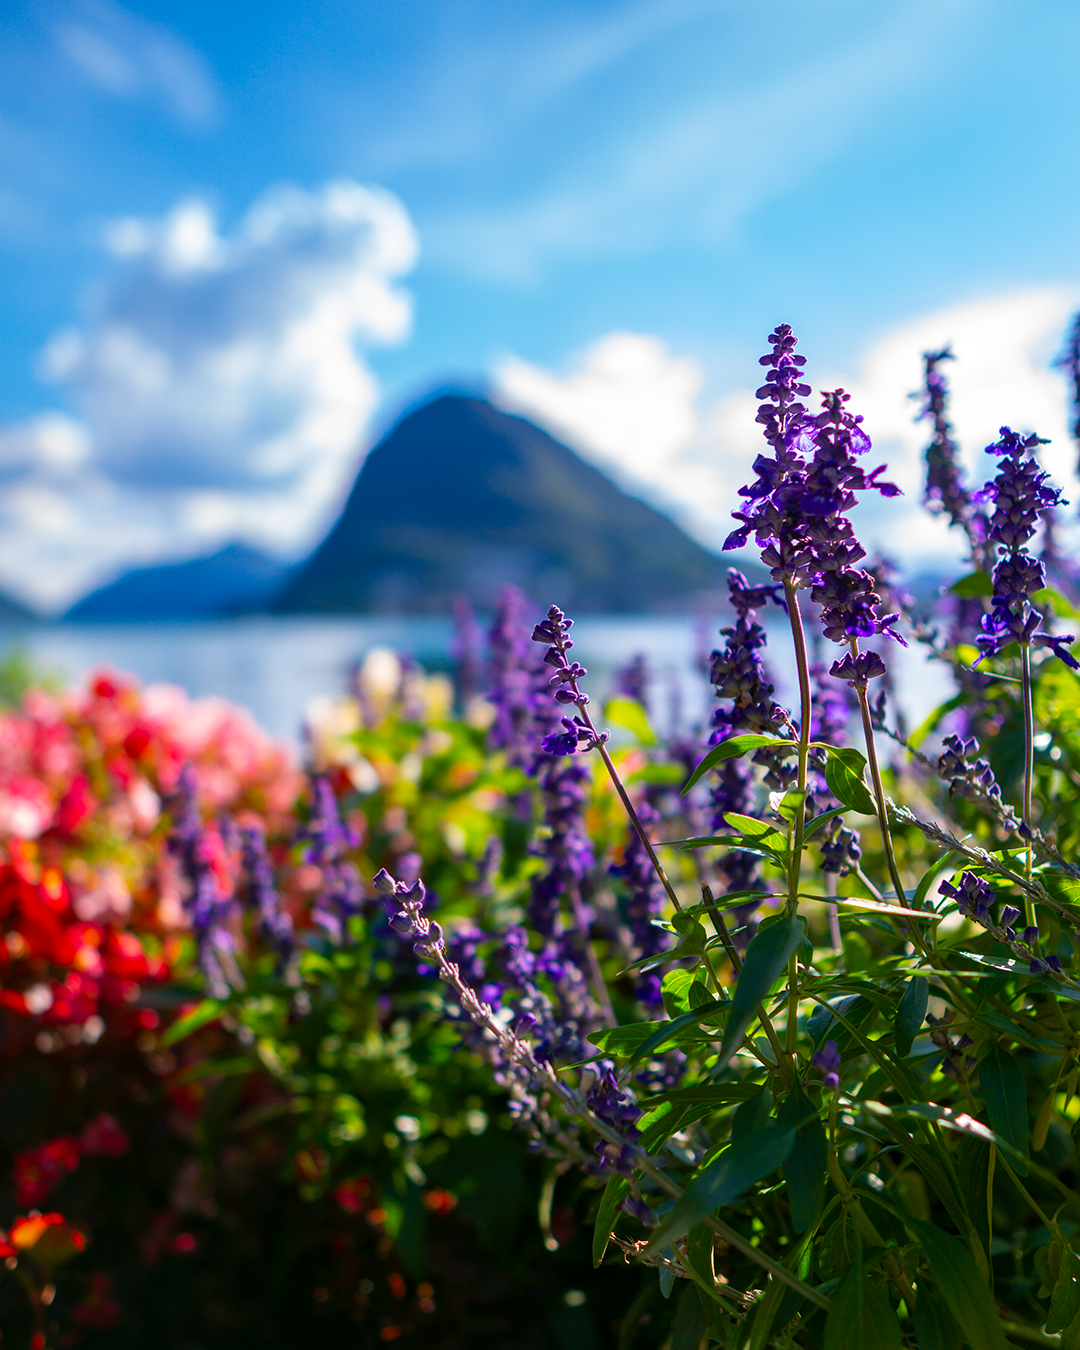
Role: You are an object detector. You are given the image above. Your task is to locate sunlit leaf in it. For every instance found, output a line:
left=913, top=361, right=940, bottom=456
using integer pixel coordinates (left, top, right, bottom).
left=682, top=735, right=797, bottom=795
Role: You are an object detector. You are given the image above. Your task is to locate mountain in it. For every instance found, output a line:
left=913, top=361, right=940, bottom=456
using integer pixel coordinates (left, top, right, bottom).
left=277, top=395, right=728, bottom=614
left=65, top=545, right=295, bottom=622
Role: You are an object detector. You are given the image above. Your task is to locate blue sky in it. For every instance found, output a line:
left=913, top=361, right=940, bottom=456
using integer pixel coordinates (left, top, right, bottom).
left=1, top=0, right=1080, bottom=609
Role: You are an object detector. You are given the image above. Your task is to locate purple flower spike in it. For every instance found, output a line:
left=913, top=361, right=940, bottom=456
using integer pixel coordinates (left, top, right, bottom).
left=916, top=346, right=987, bottom=548
left=813, top=1040, right=841, bottom=1090
left=373, top=867, right=433, bottom=941
left=939, top=871, right=995, bottom=922
left=974, top=427, right=1078, bottom=669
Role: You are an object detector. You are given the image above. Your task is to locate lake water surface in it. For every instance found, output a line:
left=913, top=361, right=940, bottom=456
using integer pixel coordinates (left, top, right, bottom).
left=0, top=614, right=955, bottom=749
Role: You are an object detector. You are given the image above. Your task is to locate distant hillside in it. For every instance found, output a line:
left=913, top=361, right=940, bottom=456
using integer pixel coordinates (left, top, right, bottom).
left=0, top=591, right=35, bottom=623
left=66, top=545, right=294, bottom=622
left=277, top=395, right=728, bottom=614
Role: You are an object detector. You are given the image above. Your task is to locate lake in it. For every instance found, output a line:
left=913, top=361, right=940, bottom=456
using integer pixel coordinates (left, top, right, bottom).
left=0, top=614, right=955, bottom=749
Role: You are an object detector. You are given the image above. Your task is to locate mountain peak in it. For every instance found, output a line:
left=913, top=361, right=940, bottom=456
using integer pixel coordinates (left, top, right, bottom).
left=277, top=394, right=726, bottom=614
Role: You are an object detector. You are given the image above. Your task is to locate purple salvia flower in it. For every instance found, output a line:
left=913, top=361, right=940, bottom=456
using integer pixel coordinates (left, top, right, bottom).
left=585, top=1063, right=643, bottom=1177
left=530, top=606, right=608, bottom=757
left=379, top=864, right=649, bottom=1177
left=299, top=775, right=363, bottom=942
left=799, top=390, right=905, bottom=689
left=451, top=595, right=483, bottom=707
left=916, top=346, right=987, bottom=549
left=709, top=569, right=794, bottom=799
left=487, top=585, right=539, bottom=768
left=706, top=571, right=793, bottom=936
left=812, top=1040, right=841, bottom=1090
left=937, top=733, right=1016, bottom=824
left=939, top=870, right=995, bottom=922
left=239, top=826, right=294, bottom=960
left=973, top=428, right=1078, bottom=669
left=610, top=801, right=668, bottom=1012
left=807, top=662, right=861, bottom=876
left=936, top=872, right=1074, bottom=985
left=166, top=764, right=235, bottom=1000
left=724, top=326, right=815, bottom=583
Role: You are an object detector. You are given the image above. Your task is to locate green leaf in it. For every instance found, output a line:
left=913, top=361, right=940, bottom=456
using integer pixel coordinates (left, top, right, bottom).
left=778, top=1084, right=827, bottom=1232
left=1033, top=585, right=1080, bottom=619
left=912, top=851, right=964, bottom=911
left=824, top=747, right=877, bottom=816
left=670, top=1284, right=710, bottom=1350
left=1047, top=1250, right=1080, bottom=1334
left=823, top=1267, right=902, bottom=1350
left=160, top=997, right=225, bottom=1048
left=592, top=1172, right=629, bottom=1266
left=642, top=1083, right=763, bottom=1107
left=628, top=998, right=728, bottom=1067
left=724, top=811, right=788, bottom=843
left=717, top=912, right=807, bottom=1068
left=950, top=570, right=994, bottom=599
left=895, top=976, right=929, bottom=1057
left=682, top=735, right=797, bottom=794
left=644, top=1123, right=796, bottom=1254
left=906, top=1221, right=1007, bottom=1350
left=588, top=1022, right=669, bottom=1057
left=660, top=968, right=712, bottom=1018
left=912, top=1281, right=961, bottom=1350
left=978, top=1043, right=1029, bottom=1175
left=604, top=695, right=657, bottom=746
left=730, top=1084, right=773, bottom=1143
left=804, top=804, right=851, bottom=840
left=774, top=788, right=808, bottom=826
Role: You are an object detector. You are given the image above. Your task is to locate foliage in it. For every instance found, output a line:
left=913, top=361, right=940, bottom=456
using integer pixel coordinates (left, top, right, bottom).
left=4, top=318, right=1080, bottom=1349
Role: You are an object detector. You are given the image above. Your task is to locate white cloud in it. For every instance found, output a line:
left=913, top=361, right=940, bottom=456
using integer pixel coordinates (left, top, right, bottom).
left=0, top=180, right=418, bottom=612
left=493, top=287, right=1080, bottom=575
left=54, top=0, right=221, bottom=129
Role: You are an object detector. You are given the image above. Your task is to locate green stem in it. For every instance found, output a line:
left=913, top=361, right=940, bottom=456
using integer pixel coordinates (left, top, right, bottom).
left=1021, top=642, right=1036, bottom=923
left=784, top=582, right=813, bottom=1057
left=783, top=580, right=813, bottom=909
left=701, top=883, right=791, bottom=1082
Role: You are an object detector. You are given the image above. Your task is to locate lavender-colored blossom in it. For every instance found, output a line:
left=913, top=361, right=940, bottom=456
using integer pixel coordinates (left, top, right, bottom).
left=937, top=734, right=1016, bottom=824
left=916, top=346, right=986, bottom=548
left=531, top=605, right=609, bottom=758
left=807, top=662, right=861, bottom=876
left=610, top=801, right=668, bottom=1011
left=724, top=325, right=815, bottom=583
left=239, top=826, right=294, bottom=960
left=812, top=1040, right=841, bottom=1090
left=585, top=1064, right=642, bottom=1176
left=799, top=391, right=905, bottom=687
left=488, top=585, right=540, bottom=769
left=709, top=569, right=794, bottom=802
left=939, top=870, right=995, bottom=922
left=299, top=776, right=363, bottom=942
left=973, top=428, right=1078, bottom=668
left=937, top=871, right=1072, bottom=983
left=726, top=326, right=903, bottom=691
left=705, top=571, right=792, bottom=934
left=166, top=766, right=239, bottom=1000
left=451, top=595, right=483, bottom=707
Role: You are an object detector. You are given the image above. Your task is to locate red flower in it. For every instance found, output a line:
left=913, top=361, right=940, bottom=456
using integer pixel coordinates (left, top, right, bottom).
left=80, top=1113, right=129, bottom=1159
left=13, top=1137, right=82, bottom=1207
